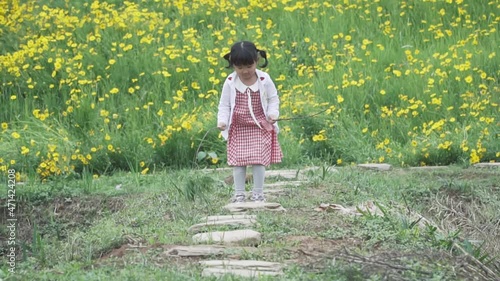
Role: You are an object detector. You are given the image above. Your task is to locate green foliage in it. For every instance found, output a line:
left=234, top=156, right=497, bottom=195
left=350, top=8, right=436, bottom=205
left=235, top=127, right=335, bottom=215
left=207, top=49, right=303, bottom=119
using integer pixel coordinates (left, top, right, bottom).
left=0, top=0, right=499, bottom=180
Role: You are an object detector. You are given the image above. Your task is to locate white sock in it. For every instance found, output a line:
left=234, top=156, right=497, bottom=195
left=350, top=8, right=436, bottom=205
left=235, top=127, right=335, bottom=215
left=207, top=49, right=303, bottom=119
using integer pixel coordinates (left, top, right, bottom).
left=233, top=166, right=246, bottom=195
left=252, top=165, right=265, bottom=194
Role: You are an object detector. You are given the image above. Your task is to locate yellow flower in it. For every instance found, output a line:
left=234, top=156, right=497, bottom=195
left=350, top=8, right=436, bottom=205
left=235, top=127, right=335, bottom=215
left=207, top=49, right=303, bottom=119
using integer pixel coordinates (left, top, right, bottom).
left=12, top=132, right=20, bottom=139
left=337, top=95, right=344, bottom=103
left=312, top=133, right=327, bottom=142
left=392, top=70, right=402, bottom=77
left=21, top=146, right=30, bottom=155
left=336, top=158, right=342, bottom=165
left=1, top=123, right=8, bottom=130
left=10, top=95, right=17, bottom=100
left=110, top=88, right=119, bottom=94
left=464, top=75, right=473, bottom=84
left=141, top=167, right=149, bottom=175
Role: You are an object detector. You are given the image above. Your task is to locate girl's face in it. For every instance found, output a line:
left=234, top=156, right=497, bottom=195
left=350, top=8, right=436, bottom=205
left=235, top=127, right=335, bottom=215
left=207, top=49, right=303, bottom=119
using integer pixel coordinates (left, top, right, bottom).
left=234, top=61, right=257, bottom=81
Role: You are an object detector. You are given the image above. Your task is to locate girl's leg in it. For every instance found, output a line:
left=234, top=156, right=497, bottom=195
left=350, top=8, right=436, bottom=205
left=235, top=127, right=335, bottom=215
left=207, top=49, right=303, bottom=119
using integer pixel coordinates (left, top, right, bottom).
left=252, top=165, right=266, bottom=202
left=232, top=166, right=247, bottom=202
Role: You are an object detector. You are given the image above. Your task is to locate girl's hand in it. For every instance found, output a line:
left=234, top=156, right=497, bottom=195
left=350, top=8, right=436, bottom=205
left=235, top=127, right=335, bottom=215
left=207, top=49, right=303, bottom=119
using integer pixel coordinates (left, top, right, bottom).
left=267, top=115, right=277, bottom=124
left=217, top=123, right=227, bottom=131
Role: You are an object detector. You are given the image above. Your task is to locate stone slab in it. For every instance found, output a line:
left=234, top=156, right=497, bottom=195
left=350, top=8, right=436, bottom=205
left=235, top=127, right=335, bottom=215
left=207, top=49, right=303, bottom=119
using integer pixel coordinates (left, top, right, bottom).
left=200, top=260, right=284, bottom=278
left=165, top=245, right=255, bottom=257
left=265, top=169, right=302, bottom=179
left=357, top=163, right=392, bottom=171
left=188, top=218, right=257, bottom=234
left=200, top=215, right=257, bottom=222
left=245, top=189, right=286, bottom=198
left=265, top=181, right=306, bottom=188
left=224, top=202, right=286, bottom=213
left=165, top=245, right=227, bottom=257
left=192, top=229, right=261, bottom=246
left=201, top=268, right=283, bottom=278
left=408, top=166, right=449, bottom=170
left=473, top=162, right=500, bottom=168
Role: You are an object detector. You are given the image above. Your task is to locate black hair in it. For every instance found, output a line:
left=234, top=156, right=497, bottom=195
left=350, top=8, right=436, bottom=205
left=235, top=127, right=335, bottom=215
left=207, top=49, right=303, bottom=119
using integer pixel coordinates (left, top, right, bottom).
left=223, top=41, right=268, bottom=68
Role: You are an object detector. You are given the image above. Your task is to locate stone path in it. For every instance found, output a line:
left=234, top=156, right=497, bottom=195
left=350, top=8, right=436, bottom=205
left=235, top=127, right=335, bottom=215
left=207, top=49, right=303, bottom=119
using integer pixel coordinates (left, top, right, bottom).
left=179, top=164, right=499, bottom=278
left=180, top=168, right=315, bottom=278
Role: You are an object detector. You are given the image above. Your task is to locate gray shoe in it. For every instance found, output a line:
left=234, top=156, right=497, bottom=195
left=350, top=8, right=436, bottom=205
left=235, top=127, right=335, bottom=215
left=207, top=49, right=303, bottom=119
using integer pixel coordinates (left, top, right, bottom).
left=231, top=193, right=246, bottom=203
left=251, top=193, right=266, bottom=203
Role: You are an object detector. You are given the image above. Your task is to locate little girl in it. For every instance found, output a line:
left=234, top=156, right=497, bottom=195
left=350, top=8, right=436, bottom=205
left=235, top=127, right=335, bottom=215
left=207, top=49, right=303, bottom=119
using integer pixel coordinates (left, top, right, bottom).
left=217, top=41, right=283, bottom=203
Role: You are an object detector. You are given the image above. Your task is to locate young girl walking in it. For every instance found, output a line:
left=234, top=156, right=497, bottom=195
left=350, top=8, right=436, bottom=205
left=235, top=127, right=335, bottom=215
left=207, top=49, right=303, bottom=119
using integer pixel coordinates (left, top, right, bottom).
left=217, top=41, right=283, bottom=203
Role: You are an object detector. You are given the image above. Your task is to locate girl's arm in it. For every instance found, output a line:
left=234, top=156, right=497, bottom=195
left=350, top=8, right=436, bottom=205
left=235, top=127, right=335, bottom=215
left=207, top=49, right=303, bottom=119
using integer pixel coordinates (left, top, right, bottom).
left=217, top=81, right=231, bottom=127
left=266, top=77, right=280, bottom=120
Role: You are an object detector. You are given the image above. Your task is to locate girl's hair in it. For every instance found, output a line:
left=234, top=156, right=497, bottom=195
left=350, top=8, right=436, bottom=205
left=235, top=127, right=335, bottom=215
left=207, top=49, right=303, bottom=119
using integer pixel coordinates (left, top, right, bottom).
left=223, top=41, right=268, bottom=68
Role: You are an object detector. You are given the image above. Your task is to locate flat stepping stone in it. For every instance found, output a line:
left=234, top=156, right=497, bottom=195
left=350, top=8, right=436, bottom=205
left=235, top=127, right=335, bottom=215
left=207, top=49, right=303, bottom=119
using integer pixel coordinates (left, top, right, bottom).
left=473, top=162, right=500, bottom=168
left=188, top=217, right=257, bottom=234
left=244, top=189, right=286, bottom=198
left=408, top=166, right=449, bottom=170
left=357, top=163, right=392, bottom=171
left=265, top=169, right=304, bottom=179
left=192, top=229, right=261, bottom=246
left=200, top=215, right=257, bottom=222
left=224, top=202, right=286, bottom=213
left=165, top=245, right=255, bottom=257
left=265, top=181, right=305, bottom=188
left=200, top=260, right=284, bottom=278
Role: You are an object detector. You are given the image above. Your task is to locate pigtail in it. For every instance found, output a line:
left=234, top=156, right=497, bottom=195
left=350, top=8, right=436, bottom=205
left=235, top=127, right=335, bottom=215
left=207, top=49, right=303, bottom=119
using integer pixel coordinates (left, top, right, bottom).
left=223, top=52, right=233, bottom=68
left=257, top=50, right=268, bottom=67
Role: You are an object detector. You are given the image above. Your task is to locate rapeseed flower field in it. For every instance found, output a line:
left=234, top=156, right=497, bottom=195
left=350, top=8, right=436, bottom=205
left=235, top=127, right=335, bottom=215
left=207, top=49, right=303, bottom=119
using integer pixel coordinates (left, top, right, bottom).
left=1, top=0, right=498, bottom=180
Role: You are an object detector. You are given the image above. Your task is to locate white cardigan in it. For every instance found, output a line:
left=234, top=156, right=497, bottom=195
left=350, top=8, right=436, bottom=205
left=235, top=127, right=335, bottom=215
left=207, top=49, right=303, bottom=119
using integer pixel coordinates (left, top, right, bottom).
left=217, top=69, right=280, bottom=140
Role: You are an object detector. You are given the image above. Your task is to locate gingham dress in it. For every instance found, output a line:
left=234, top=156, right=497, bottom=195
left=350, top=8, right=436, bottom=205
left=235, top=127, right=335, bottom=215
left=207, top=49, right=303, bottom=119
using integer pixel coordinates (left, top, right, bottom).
left=227, top=87, right=283, bottom=166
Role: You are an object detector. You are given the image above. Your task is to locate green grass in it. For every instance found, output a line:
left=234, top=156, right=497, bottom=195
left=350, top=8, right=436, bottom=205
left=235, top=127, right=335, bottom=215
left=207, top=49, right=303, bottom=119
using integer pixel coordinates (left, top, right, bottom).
left=1, top=166, right=499, bottom=280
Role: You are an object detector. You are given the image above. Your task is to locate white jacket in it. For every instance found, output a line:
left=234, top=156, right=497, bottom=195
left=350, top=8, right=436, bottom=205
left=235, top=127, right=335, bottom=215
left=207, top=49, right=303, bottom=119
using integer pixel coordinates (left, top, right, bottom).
left=217, top=69, right=280, bottom=140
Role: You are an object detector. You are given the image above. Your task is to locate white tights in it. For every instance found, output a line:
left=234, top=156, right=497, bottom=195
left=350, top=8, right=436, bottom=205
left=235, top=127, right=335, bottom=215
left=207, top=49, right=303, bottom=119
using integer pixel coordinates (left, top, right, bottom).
left=233, top=165, right=265, bottom=195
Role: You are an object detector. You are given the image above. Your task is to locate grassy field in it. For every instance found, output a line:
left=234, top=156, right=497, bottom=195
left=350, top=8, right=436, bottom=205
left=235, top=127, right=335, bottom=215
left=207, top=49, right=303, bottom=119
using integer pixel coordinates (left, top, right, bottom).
left=1, top=165, right=499, bottom=280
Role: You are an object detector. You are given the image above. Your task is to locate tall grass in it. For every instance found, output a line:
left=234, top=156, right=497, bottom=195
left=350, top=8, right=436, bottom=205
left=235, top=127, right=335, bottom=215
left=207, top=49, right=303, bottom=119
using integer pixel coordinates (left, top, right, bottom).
left=1, top=0, right=498, bottom=179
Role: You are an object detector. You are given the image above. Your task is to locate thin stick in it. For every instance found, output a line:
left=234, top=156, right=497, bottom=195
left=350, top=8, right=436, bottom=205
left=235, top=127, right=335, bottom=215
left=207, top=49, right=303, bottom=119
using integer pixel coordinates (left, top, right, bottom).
left=276, top=108, right=329, bottom=121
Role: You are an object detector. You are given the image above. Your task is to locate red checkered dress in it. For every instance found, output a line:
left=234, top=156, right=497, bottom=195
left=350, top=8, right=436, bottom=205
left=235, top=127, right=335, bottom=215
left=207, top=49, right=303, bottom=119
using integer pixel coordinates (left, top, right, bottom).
left=227, top=88, right=283, bottom=166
